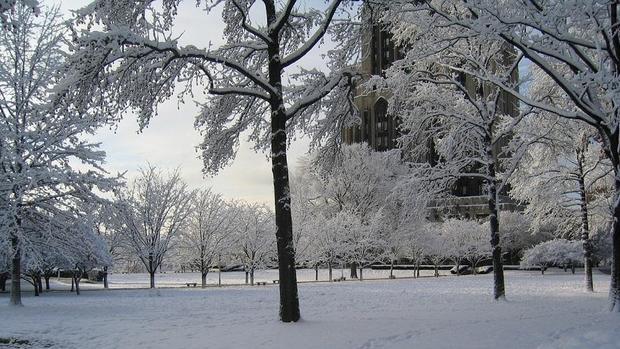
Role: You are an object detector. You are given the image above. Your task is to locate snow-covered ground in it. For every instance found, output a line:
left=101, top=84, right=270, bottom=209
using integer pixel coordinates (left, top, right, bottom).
left=1, top=270, right=618, bottom=349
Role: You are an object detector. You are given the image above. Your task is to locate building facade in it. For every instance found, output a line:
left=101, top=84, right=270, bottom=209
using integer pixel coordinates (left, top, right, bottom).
left=344, top=5, right=521, bottom=219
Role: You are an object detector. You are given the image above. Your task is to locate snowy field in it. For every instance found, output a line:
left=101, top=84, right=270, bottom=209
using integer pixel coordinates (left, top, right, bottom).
left=1, top=270, right=619, bottom=349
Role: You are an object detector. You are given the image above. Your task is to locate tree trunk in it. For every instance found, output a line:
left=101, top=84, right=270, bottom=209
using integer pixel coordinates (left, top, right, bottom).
left=10, top=230, right=22, bottom=306
left=350, top=262, right=358, bottom=279
left=486, top=146, right=506, bottom=300
left=315, top=264, right=319, bottom=281
left=434, top=265, right=439, bottom=277
left=610, top=150, right=620, bottom=311
left=36, top=274, right=43, bottom=294
left=328, top=262, right=333, bottom=282
left=541, top=266, right=545, bottom=275
left=31, top=276, right=39, bottom=297
left=359, top=267, right=363, bottom=281
left=71, top=276, right=74, bottom=292
left=250, top=267, right=255, bottom=286
left=577, top=171, right=594, bottom=292
left=0, top=272, right=7, bottom=292
left=201, top=272, right=207, bottom=288
left=148, top=254, right=155, bottom=289
left=44, top=276, right=50, bottom=290
left=390, top=259, right=394, bottom=278
left=267, top=31, right=300, bottom=322
left=245, top=270, right=249, bottom=284
left=103, top=266, right=109, bottom=289
left=74, top=275, right=81, bottom=296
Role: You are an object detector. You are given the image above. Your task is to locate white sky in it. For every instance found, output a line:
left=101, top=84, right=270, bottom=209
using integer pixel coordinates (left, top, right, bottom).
left=56, top=0, right=328, bottom=205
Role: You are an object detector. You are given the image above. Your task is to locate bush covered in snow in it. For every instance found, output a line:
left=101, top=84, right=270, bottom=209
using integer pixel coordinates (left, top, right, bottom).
left=520, top=240, right=583, bottom=274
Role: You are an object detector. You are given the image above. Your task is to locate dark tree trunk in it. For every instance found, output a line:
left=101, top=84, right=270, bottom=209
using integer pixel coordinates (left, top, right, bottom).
left=31, top=276, right=39, bottom=297
left=103, top=266, right=109, bottom=289
left=390, top=259, right=394, bottom=278
left=44, top=276, right=50, bottom=290
left=350, top=263, right=358, bottom=279
left=486, top=145, right=506, bottom=300
left=359, top=267, right=363, bottom=281
left=328, top=262, right=333, bottom=282
left=577, top=170, right=594, bottom=292
left=148, top=254, right=155, bottom=289
left=10, top=230, right=22, bottom=306
left=245, top=270, right=249, bottom=284
left=434, top=265, right=439, bottom=277
left=71, top=276, right=74, bottom=292
left=201, top=271, right=208, bottom=288
left=74, top=275, right=81, bottom=296
left=610, top=168, right=620, bottom=311
left=315, top=264, right=319, bottom=281
left=0, top=272, right=7, bottom=292
left=250, top=267, right=255, bottom=286
left=36, top=274, right=43, bottom=294
left=266, top=8, right=300, bottom=322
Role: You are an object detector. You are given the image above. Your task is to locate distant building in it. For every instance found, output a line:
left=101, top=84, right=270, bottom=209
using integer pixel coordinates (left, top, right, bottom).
left=344, top=3, right=521, bottom=220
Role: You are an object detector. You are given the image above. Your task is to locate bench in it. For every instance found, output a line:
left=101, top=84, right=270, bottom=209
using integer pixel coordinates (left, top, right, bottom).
left=256, top=282, right=267, bottom=286
left=186, top=283, right=197, bottom=287
left=333, top=276, right=346, bottom=282
left=272, top=280, right=279, bottom=284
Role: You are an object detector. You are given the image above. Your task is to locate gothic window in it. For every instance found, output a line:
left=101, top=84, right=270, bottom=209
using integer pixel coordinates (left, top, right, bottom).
left=375, top=99, right=391, bottom=151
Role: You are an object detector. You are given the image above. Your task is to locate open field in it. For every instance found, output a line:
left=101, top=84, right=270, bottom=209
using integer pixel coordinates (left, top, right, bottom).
left=2, top=270, right=619, bottom=349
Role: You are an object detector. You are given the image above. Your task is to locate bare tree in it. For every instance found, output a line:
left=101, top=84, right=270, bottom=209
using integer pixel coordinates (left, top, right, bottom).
left=116, top=167, right=194, bottom=289
left=178, top=188, right=237, bottom=288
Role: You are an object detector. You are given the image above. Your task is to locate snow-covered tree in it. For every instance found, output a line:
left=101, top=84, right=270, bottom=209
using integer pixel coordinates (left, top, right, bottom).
left=373, top=17, right=526, bottom=298
left=92, top=202, right=127, bottom=289
left=59, top=0, right=361, bottom=323
left=512, top=104, right=613, bottom=291
left=419, top=223, right=451, bottom=277
left=442, top=219, right=491, bottom=275
left=0, top=4, right=117, bottom=306
left=232, top=203, right=275, bottom=286
left=308, top=143, right=403, bottom=278
left=395, top=0, right=620, bottom=312
left=116, top=167, right=194, bottom=289
left=521, top=239, right=583, bottom=275
left=177, top=188, right=237, bottom=288
left=0, top=0, right=38, bottom=26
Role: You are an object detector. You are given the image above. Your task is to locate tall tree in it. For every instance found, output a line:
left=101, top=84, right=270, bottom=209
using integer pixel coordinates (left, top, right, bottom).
left=0, top=4, right=116, bottom=306
left=402, top=0, right=620, bottom=312
left=374, top=29, right=525, bottom=298
left=116, top=167, right=194, bottom=289
left=178, top=188, right=237, bottom=288
left=60, top=0, right=360, bottom=322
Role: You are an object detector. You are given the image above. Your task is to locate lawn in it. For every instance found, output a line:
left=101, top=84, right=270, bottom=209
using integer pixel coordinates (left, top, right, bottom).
left=1, top=270, right=618, bottom=349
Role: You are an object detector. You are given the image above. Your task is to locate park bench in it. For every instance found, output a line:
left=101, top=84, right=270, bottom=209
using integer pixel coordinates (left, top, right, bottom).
left=256, top=282, right=267, bottom=286
left=186, top=283, right=197, bottom=287
left=272, top=280, right=279, bottom=284
left=333, top=276, right=346, bottom=282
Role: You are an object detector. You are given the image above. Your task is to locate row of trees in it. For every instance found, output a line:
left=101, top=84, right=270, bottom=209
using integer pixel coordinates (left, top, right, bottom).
left=355, top=0, right=620, bottom=309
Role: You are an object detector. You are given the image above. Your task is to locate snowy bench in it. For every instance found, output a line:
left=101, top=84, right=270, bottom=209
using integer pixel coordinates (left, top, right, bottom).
left=272, top=280, right=279, bottom=284
left=333, top=277, right=346, bottom=282
left=256, top=282, right=267, bottom=286
left=186, top=283, right=197, bottom=287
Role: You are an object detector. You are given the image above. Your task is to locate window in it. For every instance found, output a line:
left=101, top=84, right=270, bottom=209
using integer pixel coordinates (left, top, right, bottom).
left=375, top=99, right=391, bottom=151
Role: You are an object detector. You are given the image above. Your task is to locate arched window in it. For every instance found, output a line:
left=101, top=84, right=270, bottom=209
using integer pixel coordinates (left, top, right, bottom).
left=375, top=99, right=391, bottom=150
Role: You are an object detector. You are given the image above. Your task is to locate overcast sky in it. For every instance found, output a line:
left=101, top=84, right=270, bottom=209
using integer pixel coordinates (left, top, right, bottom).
left=57, top=0, right=326, bottom=205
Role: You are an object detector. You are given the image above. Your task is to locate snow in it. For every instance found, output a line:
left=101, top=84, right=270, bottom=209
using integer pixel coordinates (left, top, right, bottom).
left=1, top=270, right=617, bottom=349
